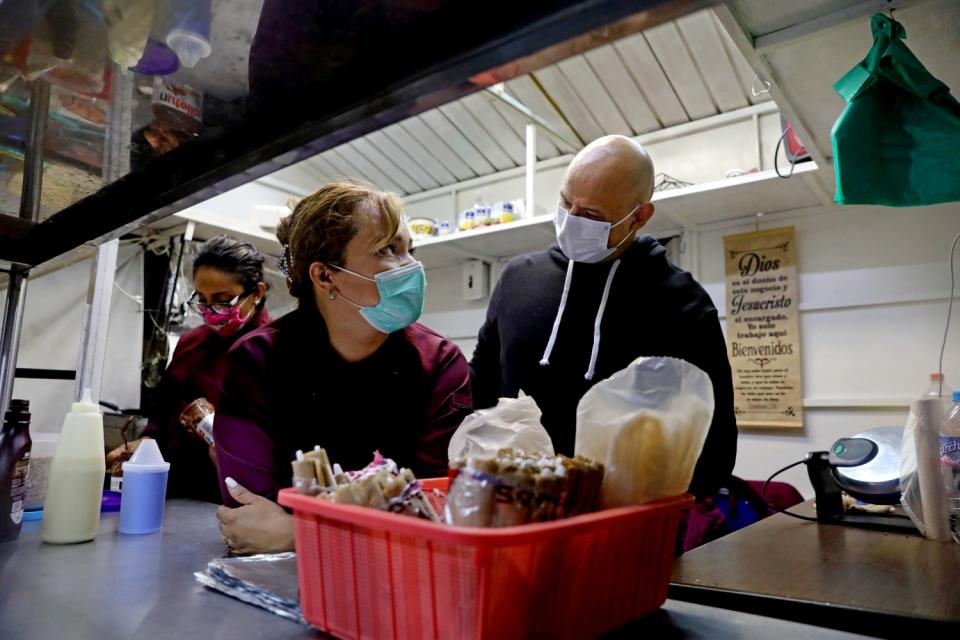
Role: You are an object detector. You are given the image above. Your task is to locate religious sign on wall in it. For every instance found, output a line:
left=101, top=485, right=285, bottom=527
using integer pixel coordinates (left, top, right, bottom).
left=723, top=226, right=803, bottom=428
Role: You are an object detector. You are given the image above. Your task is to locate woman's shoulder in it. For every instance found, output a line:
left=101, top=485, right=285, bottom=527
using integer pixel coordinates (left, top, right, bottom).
left=402, top=323, right=465, bottom=365
left=227, top=309, right=302, bottom=366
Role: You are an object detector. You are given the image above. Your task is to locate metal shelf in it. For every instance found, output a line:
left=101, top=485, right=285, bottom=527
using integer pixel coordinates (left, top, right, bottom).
left=412, top=163, right=822, bottom=269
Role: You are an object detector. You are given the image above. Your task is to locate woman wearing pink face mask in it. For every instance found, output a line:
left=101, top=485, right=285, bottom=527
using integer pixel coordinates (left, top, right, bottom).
left=106, top=236, right=271, bottom=503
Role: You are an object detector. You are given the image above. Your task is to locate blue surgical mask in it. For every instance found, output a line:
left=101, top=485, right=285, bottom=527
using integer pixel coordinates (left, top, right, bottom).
left=332, top=261, right=427, bottom=333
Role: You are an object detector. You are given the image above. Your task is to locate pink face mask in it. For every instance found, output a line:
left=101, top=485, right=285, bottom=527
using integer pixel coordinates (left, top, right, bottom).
left=202, top=300, right=253, bottom=336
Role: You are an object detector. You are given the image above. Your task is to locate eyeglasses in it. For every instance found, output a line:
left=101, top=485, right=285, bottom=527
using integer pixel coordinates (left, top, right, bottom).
left=186, top=290, right=251, bottom=314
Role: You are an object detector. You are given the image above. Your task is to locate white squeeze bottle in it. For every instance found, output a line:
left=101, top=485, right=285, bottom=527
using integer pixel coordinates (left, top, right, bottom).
left=41, top=389, right=106, bottom=544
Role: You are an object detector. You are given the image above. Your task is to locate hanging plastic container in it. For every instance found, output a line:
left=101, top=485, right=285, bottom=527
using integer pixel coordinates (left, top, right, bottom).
left=164, top=0, right=212, bottom=69
left=101, top=0, right=155, bottom=69
left=0, top=1, right=53, bottom=57
left=25, top=0, right=108, bottom=96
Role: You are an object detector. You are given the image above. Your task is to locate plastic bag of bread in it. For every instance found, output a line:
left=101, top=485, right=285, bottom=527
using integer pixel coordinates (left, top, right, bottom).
left=447, top=395, right=554, bottom=461
left=575, top=357, right=714, bottom=507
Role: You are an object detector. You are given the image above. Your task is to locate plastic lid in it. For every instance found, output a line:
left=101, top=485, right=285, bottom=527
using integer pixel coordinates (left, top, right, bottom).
left=931, top=373, right=945, bottom=381
left=953, top=391, right=960, bottom=402
left=71, top=388, right=100, bottom=414
left=130, top=39, right=180, bottom=75
left=122, top=438, right=170, bottom=473
left=166, top=30, right=211, bottom=68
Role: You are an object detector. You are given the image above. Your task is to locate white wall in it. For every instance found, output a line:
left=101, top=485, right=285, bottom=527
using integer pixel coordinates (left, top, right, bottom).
left=699, top=202, right=960, bottom=496
left=0, top=243, right=145, bottom=435
left=421, top=197, right=960, bottom=499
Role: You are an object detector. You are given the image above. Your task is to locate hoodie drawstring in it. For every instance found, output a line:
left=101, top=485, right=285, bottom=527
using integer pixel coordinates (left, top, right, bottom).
left=540, top=258, right=622, bottom=381
left=539, top=259, right=575, bottom=367
left=585, top=259, right=621, bottom=380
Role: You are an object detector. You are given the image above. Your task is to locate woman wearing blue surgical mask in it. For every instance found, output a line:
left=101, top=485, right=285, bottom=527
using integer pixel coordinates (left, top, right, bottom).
left=106, top=236, right=271, bottom=503
left=213, top=183, right=472, bottom=554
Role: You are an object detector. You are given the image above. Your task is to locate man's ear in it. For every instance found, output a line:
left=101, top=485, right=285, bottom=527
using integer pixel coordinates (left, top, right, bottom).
left=631, top=202, right=655, bottom=231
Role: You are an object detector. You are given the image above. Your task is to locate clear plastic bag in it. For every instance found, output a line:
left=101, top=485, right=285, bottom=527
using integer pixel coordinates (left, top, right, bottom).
left=447, top=396, right=555, bottom=461
left=575, top=357, right=714, bottom=508
left=900, top=397, right=951, bottom=540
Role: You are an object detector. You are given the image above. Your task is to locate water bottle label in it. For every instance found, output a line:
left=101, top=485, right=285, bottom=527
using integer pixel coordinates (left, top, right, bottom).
left=940, top=436, right=960, bottom=464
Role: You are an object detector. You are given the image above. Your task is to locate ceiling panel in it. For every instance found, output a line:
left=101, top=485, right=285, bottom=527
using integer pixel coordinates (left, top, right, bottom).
left=504, top=76, right=581, bottom=151
left=532, top=66, right=606, bottom=143
left=438, top=101, right=515, bottom=171
left=306, top=154, right=350, bottom=185
left=382, top=122, right=463, bottom=184
left=418, top=111, right=496, bottom=176
left=364, top=130, right=440, bottom=191
left=584, top=44, right=660, bottom=135
left=322, top=149, right=373, bottom=185
left=728, top=0, right=863, bottom=38
left=487, top=93, right=562, bottom=160
left=349, top=137, right=422, bottom=194
left=459, top=93, right=527, bottom=165
left=232, top=7, right=786, bottom=206
left=676, top=11, right=749, bottom=112
left=556, top=56, right=633, bottom=137
left=712, top=10, right=770, bottom=105
left=271, top=161, right=327, bottom=189
left=332, top=146, right=403, bottom=194
left=643, top=23, right=717, bottom=120
left=613, top=32, right=689, bottom=127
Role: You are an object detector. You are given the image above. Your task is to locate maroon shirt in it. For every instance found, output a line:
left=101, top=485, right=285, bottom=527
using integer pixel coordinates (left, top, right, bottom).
left=141, top=305, right=271, bottom=502
left=214, top=304, right=472, bottom=506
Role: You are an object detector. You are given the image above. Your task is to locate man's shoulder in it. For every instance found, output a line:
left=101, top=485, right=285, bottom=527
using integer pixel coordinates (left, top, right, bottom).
left=623, top=237, right=717, bottom=320
left=500, top=246, right=564, bottom=282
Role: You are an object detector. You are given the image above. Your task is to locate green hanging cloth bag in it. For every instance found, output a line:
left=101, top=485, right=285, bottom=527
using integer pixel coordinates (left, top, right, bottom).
left=832, top=13, right=960, bottom=207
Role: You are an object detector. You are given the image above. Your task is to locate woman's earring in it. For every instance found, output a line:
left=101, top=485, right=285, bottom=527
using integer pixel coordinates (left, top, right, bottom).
left=329, top=293, right=336, bottom=300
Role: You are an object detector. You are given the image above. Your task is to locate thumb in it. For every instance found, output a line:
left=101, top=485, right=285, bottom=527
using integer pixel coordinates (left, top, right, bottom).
left=225, top=477, right=258, bottom=506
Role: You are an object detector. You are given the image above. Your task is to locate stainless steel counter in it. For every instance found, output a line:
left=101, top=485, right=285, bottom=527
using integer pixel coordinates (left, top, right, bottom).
left=0, top=500, right=871, bottom=639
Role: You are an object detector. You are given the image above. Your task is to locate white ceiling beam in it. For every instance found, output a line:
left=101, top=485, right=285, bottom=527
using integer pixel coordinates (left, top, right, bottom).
left=712, top=6, right=832, bottom=170
left=753, top=0, right=927, bottom=55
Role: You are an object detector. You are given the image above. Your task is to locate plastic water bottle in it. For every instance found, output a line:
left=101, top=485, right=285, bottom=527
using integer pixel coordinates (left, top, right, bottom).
left=941, top=391, right=960, bottom=543
left=924, top=373, right=951, bottom=398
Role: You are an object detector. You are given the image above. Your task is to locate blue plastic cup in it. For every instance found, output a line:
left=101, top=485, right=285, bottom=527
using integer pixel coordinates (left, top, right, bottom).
left=118, top=440, right=170, bottom=535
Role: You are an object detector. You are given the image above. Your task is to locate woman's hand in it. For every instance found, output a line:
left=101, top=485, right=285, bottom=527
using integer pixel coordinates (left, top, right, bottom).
left=216, top=477, right=294, bottom=555
left=106, top=437, right=150, bottom=465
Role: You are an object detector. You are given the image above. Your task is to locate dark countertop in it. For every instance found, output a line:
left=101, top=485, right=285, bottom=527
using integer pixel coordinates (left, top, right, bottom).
left=671, top=501, right=960, bottom=638
left=0, top=500, right=873, bottom=639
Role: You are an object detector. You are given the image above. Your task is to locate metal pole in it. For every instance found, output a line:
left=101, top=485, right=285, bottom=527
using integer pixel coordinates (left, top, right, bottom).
left=74, top=66, right=133, bottom=403
left=19, top=80, right=50, bottom=222
left=525, top=123, right=536, bottom=219
left=0, top=79, right=50, bottom=414
left=0, top=268, right=30, bottom=416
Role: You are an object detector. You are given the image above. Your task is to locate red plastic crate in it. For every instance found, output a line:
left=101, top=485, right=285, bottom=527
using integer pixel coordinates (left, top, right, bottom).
left=279, top=479, right=692, bottom=640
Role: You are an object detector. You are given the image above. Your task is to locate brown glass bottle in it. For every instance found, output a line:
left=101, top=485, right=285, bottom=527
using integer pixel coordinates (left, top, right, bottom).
left=0, top=399, right=32, bottom=542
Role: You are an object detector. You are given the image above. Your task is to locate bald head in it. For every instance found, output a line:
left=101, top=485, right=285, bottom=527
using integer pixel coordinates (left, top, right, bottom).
left=565, top=135, right=655, bottom=205
left=556, top=136, right=656, bottom=261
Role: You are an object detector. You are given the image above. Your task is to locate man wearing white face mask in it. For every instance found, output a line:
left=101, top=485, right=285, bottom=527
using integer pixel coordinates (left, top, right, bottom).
left=470, top=135, right=736, bottom=500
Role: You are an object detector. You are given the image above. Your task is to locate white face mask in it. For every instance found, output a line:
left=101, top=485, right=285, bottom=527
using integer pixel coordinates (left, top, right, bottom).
left=554, top=204, right=640, bottom=263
